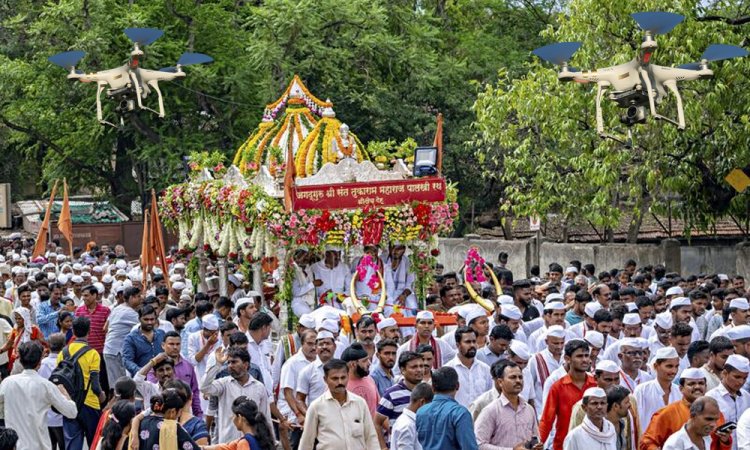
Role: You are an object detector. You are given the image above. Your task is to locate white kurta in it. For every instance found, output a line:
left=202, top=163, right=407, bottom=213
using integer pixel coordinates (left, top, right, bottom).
left=634, top=379, right=682, bottom=432
left=311, top=260, right=351, bottom=300
left=278, top=351, right=314, bottom=423
left=563, top=418, right=617, bottom=450
left=291, top=263, right=315, bottom=317
left=384, top=256, right=416, bottom=316
left=528, top=348, right=562, bottom=416
left=619, top=369, right=653, bottom=393
left=662, top=424, right=711, bottom=450
left=444, top=357, right=492, bottom=408
left=706, top=384, right=750, bottom=450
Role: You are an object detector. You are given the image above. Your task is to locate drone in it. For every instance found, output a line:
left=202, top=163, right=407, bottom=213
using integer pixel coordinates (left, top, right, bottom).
left=48, top=28, right=213, bottom=128
left=532, top=12, right=748, bottom=146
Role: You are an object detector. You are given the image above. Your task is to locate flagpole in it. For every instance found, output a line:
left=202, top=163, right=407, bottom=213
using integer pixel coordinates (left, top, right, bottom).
left=32, top=179, right=59, bottom=259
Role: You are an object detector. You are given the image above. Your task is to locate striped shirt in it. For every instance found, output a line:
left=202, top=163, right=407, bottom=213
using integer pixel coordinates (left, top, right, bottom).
left=377, top=380, right=412, bottom=421
left=75, top=304, right=110, bottom=354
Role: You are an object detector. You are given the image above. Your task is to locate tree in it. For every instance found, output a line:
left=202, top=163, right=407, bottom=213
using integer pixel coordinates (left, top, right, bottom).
left=474, top=0, right=750, bottom=241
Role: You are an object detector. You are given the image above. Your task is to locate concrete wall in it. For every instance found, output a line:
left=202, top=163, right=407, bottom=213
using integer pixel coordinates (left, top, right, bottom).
left=437, top=238, right=749, bottom=278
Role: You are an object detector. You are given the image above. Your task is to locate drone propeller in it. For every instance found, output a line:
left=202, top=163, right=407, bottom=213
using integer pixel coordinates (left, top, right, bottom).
left=631, top=12, right=684, bottom=35
left=678, top=44, right=749, bottom=70
left=48, top=51, right=86, bottom=69
left=159, top=52, right=214, bottom=72
left=124, top=28, right=164, bottom=46
left=532, top=42, right=582, bottom=66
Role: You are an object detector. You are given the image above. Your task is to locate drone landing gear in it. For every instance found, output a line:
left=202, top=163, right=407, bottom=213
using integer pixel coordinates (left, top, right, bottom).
left=600, top=128, right=635, bottom=149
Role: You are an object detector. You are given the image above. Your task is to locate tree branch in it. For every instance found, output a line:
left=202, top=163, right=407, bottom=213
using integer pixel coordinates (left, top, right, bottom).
left=0, top=112, right=110, bottom=179
left=128, top=114, right=161, bottom=143
left=697, top=15, right=750, bottom=25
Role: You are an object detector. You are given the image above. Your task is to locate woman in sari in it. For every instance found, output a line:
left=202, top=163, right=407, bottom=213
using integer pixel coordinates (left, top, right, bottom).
left=135, top=389, right=199, bottom=450
left=0, top=307, right=45, bottom=371
left=164, top=379, right=208, bottom=446
left=202, top=397, right=275, bottom=450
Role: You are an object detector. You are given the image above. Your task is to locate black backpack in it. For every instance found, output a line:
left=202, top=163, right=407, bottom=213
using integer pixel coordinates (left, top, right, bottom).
left=49, top=345, right=93, bottom=414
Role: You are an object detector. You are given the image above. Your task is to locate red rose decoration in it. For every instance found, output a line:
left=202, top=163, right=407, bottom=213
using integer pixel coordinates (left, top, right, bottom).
left=431, top=248, right=440, bottom=257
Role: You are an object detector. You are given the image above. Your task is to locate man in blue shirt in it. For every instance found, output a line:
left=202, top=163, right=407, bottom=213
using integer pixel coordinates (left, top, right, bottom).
left=416, top=366, right=478, bottom=450
left=121, top=305, right=166, bottom=376
left=36, top=284, right=63, bottom=338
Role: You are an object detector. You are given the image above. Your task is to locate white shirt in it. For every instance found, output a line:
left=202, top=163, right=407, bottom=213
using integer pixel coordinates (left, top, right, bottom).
left=0, top=369, right=78, bottom=450
left=38, top=353, right=62, bottom=427
left=200, top=363, right=273, bottom=444
left=440, top=329, right=457, bottom=351
left=311, top=260, right=351, bottom=299
left=527, top=348, right=562, bottom=412
left=391, top=408, right=421, bottom=450
left=634, top=379, right=682, bottom=432
left=296, top=358, right=328, bottom=405
left=706, top=384, right=750, bottom=450
left=737, top=407, right=750, bottom=449
left=444, top=356, right=492, bottom=407
left=663, top=424, right=711, bottom=450
left=248, top=336, right=274, bottom=395
left=187, top=329, right=221, bottom=381
left=279, top=351, right=314, bottom=422
left=394, top=337, right=456, bottom=376
left=133, top=372, right=161, bottom=410
left=619, top=369, right=653, bottom=393
left=563, top=418, right=617, bottom=450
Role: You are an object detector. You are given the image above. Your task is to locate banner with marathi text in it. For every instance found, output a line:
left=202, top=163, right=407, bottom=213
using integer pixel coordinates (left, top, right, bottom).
left=291, top=177, right=446, bottom=210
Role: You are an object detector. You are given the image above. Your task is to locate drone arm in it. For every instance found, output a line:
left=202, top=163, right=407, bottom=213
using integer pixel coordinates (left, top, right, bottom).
left=95, top=82, right=118, bottom=128
left=129, top=70, right=144, bottom=110
left=147, top=80, right=165, bottom=118
left=663, top=80, right=685, bottom=130
left=638, top=66, right=659, bottom=118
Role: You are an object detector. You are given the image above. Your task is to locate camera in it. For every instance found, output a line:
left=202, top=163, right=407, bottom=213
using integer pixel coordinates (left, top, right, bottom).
left=620, top=105, right=647, bottom=126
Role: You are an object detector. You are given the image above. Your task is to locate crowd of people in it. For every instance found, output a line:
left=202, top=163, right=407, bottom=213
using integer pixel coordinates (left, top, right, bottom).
left=0, top=233, right=748, bottom=450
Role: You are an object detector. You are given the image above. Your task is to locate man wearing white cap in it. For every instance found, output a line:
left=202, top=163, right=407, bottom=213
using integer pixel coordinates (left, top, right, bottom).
left=528, top=300, right=567, bottom=353
left=376, top=317, right=400, bottom=343
left=396, top=311, right=455, bottom=373
left=277, top=329, right=318, bottom=447
left=615, top=338, right=654, bottom=392
left=494, top=303, right=528, bottom=343
left=706, top=354, right=750, bottom=450
left=528, top=325, right=565, bottom=413
left=568, top=301, right=602, bottom=339
left=444, top=326, right=492, bottom=408
left=508, top=339, right=536, bottom=406
left=642, top=367, right=731, bottom=450
left=186, top=314, right=221, bottom=409
left=709, top=298, right=750, bottom=341
left=635, top=346, right=682, bottom=432
left=563, top=387, right=616, bottom=450
left=271, top=312, right=315, bottom=393
left=584, top=330, right=605, bottom=364
left=295, top=331, right=337, bottom=417
left=440, top=305, right=470, bottom=351
left=648, top=312, right=673, bottom=357
left=311, top=247, right=351, bottom=305
left=465, top=306, right=490, bottom=349
left=670, top=297, right=702, bottom=342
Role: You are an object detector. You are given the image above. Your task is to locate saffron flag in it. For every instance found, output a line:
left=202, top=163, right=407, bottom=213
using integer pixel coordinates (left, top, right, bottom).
left=146, top=190, right=170, bottom=289
left=433, top=113, right=443, bottom=173
left=31, top=179, right=59, bottom=259
left=57, top=179, right=73, bottom=256
left=140, top=208, right=151, bottom=286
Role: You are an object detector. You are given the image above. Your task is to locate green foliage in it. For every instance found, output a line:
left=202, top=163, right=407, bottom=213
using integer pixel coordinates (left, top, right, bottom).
left=474, top=0, right=750, bottom=237
left=1, top=0, right=549, bottom=226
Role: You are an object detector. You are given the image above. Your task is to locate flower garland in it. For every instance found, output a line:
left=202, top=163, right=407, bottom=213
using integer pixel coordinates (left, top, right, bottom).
left=464, top=247, right=487, bottom=284
left=356, top=255, right=382, bottom=294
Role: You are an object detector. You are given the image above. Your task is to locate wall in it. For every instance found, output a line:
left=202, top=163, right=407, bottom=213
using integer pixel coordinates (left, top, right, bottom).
left=437, top=238, right=749, bottom=278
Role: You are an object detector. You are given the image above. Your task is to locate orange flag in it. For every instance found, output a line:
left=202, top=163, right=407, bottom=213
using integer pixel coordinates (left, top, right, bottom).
left=32, top=179, right=60, bottom=259
left=283, top=140, right=296, bottom=212
left=433, top=113, right=444, bottom=173
left=57, top=179, right=73, bottom=256
left=140, top=209, right=152, bottom=286
left=148, top=190, right=170, bottom=289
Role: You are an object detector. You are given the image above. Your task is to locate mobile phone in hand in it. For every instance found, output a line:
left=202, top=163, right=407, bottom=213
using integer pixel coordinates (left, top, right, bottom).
left=717, top=422, right=737, bottom=434
left=525, top=437, right=539, bottom=449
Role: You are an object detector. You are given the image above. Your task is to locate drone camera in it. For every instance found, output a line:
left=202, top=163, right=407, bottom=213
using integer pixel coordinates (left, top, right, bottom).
left=117, top=99, right=136, bottom=113
left=621, top=105, right=647, bottom=126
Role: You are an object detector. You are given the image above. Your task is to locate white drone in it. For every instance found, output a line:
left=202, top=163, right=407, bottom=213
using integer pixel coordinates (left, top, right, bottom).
left=533, top=12, right=748, bottom=146
left=49, top=28, right=213, bottom=128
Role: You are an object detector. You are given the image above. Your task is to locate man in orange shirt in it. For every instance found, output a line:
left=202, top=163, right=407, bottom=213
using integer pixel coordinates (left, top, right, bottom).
left=640, top=367, right=732, bottom=450
left=540, top=339, right=598, bottom=450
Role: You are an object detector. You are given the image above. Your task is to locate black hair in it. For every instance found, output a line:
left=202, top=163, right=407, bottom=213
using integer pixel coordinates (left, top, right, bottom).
left=155, top=286, right=169, bottom=296
left=610, top=305, right=627, bottom=322
left=606, top=385, right=630, bottom=412
left=48, top=333, right=66, bottom=353
left=432, top=366, right=459, bottom=393
left=57, top=311, right=74, bottom=329
left=163, top=378, right=191, bottom=400
left=153, top=356, right=175, bottom=371
left=416, top=344, right=434, bottom=355
left=671, top=322, right=693, bottom=338
left=489, top=324, right=514, bottom=341
left=220, top=321, right=239, bottom=335
left=72, top=316, right=90, bottom=338
left=100, top=400, right=136, bottom=450
left=18, top=341, right=43, bottom=369
left=81, top=285, right=98, bottom=296
left=356, top=316, right=376, bottom=330
left=123, top=287, right=141, bottom=301
left=150, top=388, right=185, bottom=414
left=398, top=351, right=423, bottom=369
left=166, top=308, right=187, bottom=322
left=454, top=326, right=477, bottom=345
left=164, top=330, right=181, bottom=341
left=575, top=290, right=592, bottom=303
left=229, top=331, right=250, bottom=347
left=709, top=336, right=734, bottom=354
left=323, top=358, right=348, bottom=376
left=114, top=376, right=137, bottom=400
left=654, top=264, right=666, bottom=279
left=216, top=296, right=235, bottom=310
left=635, top=296, right=653, bottom=309
left=231, top=397, right=276, bottom=450
left=490, top=359, right=519, bottom=379
left=411, top=382, right=434, bottom=404
left=593, top=309, right=613, bottom=324
left=227, top=347, right=251, bottom=364
left=138, top=304, right=156, bottom=319
left=194, top=300, right=213, bottom=317
left=0, top=427, right=19, bottom=450
left=16, top=284, right=31, bottom=295
left=564, top=339, right=590, bottom=358
left=439, top=285, right=459, bottom=298
left=249, top=312, right=273, bottom=331
left=376, top=338, right=398, bottom=353
left=687, top=340, right=710, bottom=364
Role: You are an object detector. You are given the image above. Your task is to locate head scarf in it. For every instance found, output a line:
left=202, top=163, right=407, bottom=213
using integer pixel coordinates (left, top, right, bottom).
left=13, top=307, right=32, bottom=343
